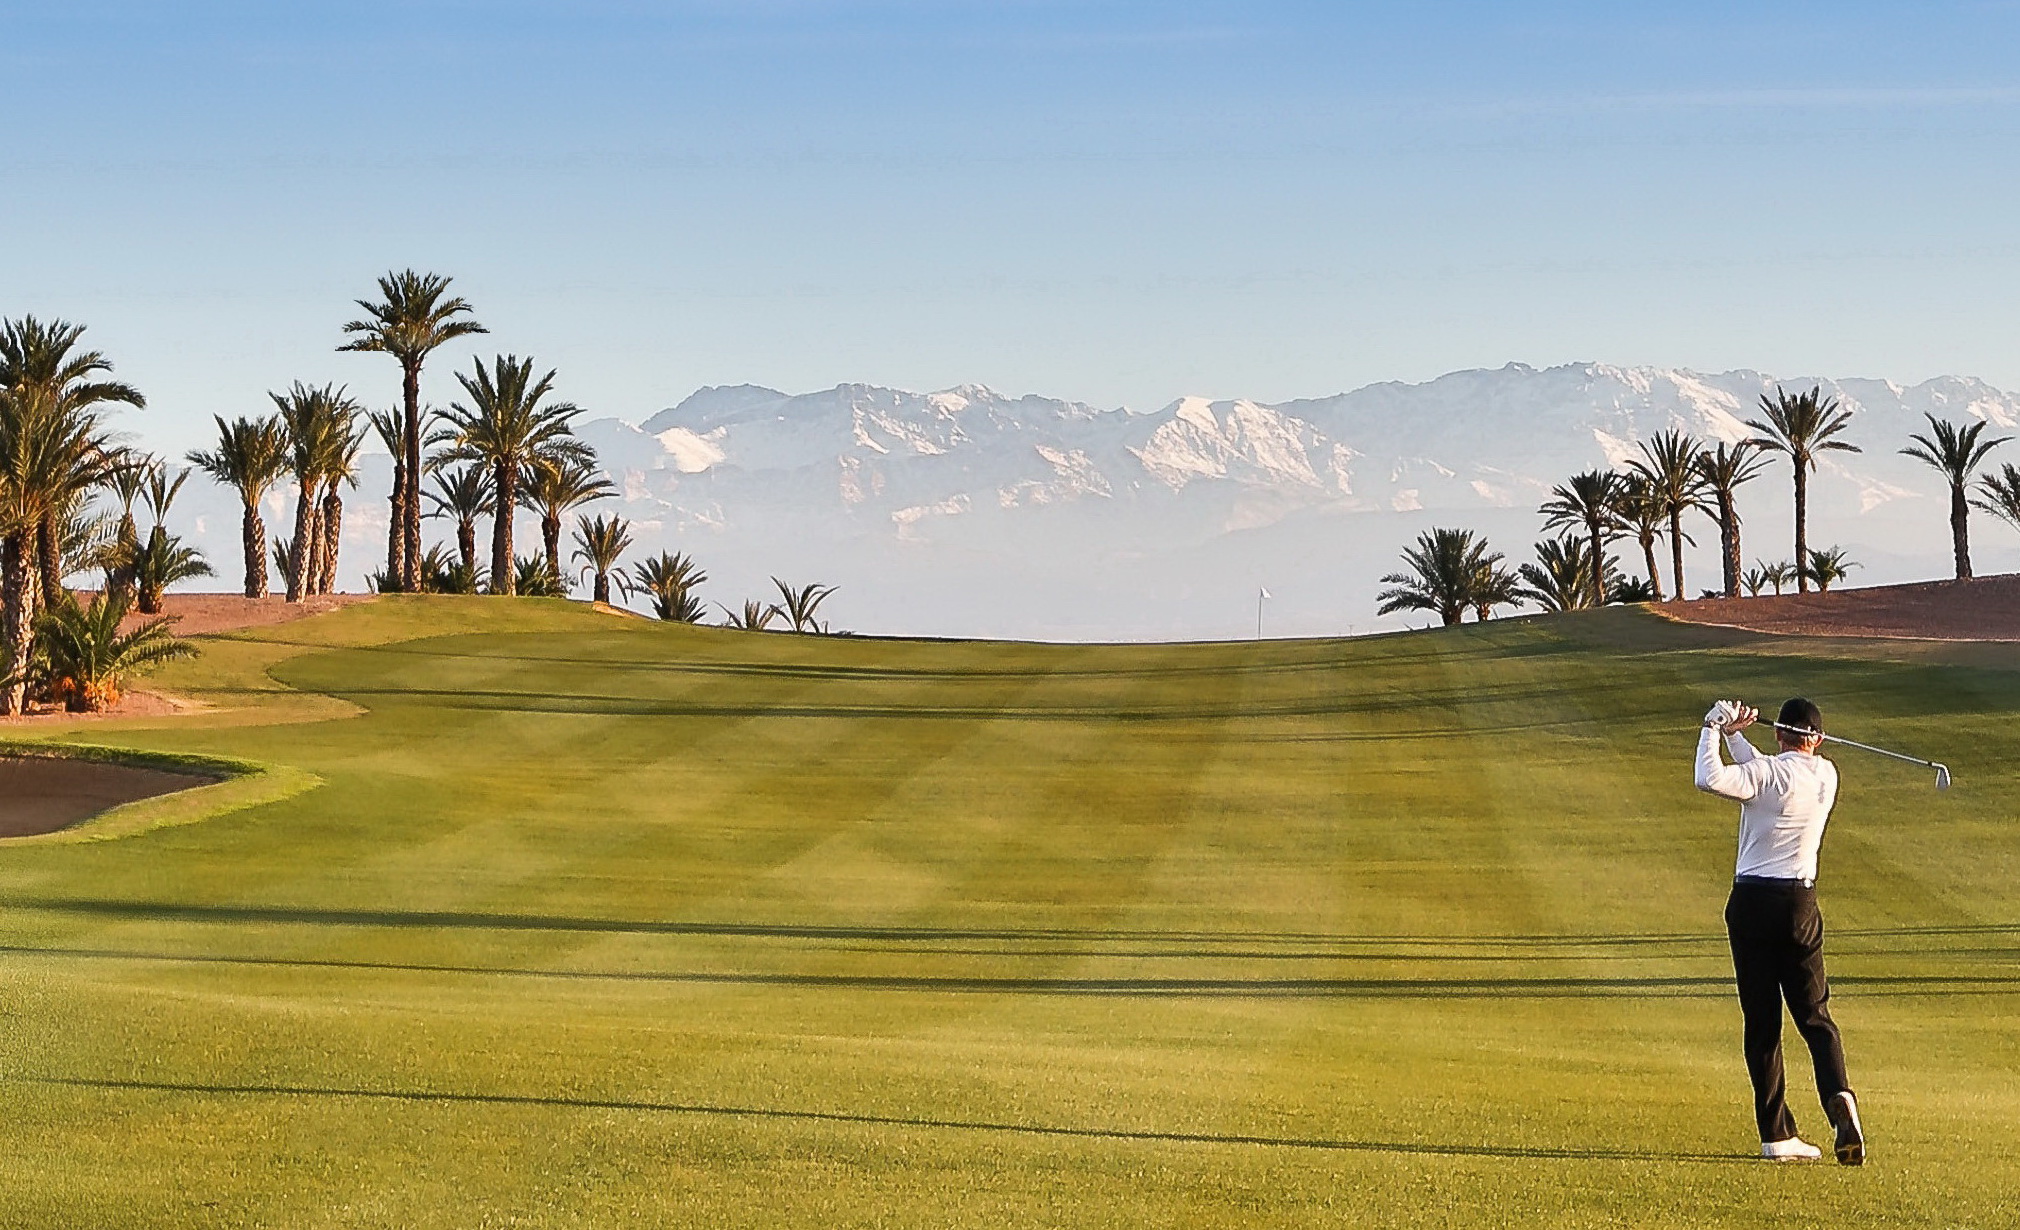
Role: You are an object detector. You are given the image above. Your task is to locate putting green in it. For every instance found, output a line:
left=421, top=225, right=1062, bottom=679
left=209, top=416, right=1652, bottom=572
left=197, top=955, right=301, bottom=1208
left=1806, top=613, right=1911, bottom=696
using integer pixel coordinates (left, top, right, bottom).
left=0, top=596, right=2014, bottom=1228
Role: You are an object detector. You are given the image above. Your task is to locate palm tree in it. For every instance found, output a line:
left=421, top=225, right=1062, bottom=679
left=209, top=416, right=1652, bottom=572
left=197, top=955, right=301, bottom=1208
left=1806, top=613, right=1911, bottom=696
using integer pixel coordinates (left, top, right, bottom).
left=340, top=271, right=487, bottom=593
left=625, top=551, right=709, bottom=621
left=1740, top=565, right=1770, bottom=598
left=31, top=588, right=196, bottom=712
left=1376, top=528, right=1496, bottom=628
left=280, top=389, right=326, bottom=603
left=1761, top=559, right=1797, bottom=595
left=131, top=526, right=214, bottom=615
left=1538, top=470, right=1621, bottom=609
left=521, top=455, right=613, bottom=584
left=188, top=415, right=289, bottom=598
left=720, top=599, right=781, bottom=630
left=368, top=409, right=405, bottom=583
left=316, top=418, right=365, bottom=595
left=772, top=578, right=838, bottom=632
left=1610, top=575, right=1658, bottom=604
left=1803, top=546, right=1856, bottom=592
left=570, top=513, right=632, bottom=604
left=1, top=390, right=130, bottom=714
left=1900, top=413, right=2010, bottom=581
left=1470, top=561, right=1524, bottom=623
left=1694, top=441, right=1769, bottom=598
left=1518, top=537, right=1613, bottom=613
left=439, top=356, right=587, bottom=596
left=514, top=555, right=567, bottom=597
left=1747, top=386, right=1859, bottom=592
left=0, top=317, right=141, bottom=607
left=425, top=464, right=494, bottom=576
left=419, top=544, right=483, bottom=595
left=0, top=389, right=42, bottom=713
left=273, top=383, right=361, bottom=603
left=100, top=454, right=151, bottom=603
left=1972, top=462, right=2020, bottom=537
left=1629, top=430, right=1705, bottom=601
left=1611, top=473, right=1671, bottom=602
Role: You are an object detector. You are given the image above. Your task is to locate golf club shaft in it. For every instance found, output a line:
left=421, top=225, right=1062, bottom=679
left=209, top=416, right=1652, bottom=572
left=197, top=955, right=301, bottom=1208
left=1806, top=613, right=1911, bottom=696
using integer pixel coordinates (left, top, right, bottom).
left=1771, top=722, right=1939, bottom=769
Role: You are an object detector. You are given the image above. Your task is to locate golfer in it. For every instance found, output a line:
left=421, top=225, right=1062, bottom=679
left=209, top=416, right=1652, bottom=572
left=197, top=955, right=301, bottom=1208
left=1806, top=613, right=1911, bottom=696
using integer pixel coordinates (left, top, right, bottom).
left=1696, top=697, right=1865, bottom=1164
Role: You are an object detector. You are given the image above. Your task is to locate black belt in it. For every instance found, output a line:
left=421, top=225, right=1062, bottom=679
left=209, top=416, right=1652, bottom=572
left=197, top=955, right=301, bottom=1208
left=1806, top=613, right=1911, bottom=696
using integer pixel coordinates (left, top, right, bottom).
left=1734, top=874, right=1815, bottom=889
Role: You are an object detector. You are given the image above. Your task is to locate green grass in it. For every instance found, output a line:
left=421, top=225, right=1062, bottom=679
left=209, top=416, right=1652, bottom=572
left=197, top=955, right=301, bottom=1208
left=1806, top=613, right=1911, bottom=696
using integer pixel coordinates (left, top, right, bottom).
left=1, top=596, right=2016, bottom=1228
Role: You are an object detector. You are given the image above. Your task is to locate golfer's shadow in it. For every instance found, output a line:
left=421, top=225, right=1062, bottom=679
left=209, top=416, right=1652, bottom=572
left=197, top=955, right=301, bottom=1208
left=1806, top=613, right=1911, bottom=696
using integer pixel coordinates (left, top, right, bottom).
left=27, top=1075, right=1753, bottom=1165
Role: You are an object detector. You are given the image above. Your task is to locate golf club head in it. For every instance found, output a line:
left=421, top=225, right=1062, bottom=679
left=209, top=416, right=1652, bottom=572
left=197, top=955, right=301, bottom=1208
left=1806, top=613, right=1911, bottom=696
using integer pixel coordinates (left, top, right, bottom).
left=1935, top=764, right=1952, bottom=791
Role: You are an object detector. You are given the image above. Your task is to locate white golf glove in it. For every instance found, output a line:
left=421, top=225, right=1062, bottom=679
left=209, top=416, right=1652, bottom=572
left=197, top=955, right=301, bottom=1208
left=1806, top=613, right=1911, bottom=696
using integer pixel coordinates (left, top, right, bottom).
left=1703, top=700, right=1739, bottom=730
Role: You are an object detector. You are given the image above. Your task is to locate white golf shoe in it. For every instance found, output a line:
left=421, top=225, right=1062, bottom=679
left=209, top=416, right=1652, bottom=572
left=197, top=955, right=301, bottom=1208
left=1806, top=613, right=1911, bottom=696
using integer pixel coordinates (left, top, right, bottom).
left=1827, top=1092, right=1866, bottom=1166
left=1761, top=1137, right=1823, bottom=1161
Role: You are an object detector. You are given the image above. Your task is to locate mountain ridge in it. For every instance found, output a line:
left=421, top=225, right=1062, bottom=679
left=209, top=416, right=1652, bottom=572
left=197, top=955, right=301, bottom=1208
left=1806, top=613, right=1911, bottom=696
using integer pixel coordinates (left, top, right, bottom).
left=167, top=361, right=2020, bottom=639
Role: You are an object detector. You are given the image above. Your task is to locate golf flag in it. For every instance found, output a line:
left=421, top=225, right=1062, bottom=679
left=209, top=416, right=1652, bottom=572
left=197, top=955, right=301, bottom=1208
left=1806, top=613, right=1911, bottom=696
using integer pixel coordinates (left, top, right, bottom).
left=1259, top=587, right=1271, bottom=599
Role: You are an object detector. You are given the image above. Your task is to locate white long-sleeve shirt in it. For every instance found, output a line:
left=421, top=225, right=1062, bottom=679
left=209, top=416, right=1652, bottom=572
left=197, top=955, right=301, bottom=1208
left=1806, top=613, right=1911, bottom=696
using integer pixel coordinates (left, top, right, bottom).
left=1695, top=726, right=1840, bottom=883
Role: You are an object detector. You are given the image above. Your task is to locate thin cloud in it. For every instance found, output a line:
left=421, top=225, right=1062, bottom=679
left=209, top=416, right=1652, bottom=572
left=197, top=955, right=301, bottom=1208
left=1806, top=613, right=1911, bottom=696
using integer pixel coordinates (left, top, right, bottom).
left=1453, top=85, right=2020, bottom=118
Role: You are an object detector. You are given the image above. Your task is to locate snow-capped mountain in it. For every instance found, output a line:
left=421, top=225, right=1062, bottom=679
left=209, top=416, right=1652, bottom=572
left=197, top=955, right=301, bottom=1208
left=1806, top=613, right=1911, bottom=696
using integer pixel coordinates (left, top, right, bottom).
left=172, top=363, right=2020, bottom=640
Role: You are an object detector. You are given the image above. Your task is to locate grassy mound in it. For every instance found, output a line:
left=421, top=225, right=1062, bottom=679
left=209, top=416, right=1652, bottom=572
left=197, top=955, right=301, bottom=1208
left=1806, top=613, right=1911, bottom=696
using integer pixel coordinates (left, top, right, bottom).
left=1, top=597, right=2014, bottom=1227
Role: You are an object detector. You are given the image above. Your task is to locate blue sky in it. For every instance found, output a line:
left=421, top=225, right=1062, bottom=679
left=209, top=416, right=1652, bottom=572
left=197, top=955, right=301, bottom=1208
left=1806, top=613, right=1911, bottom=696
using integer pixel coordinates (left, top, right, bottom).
left=6, top=1, right=2020, bottom=447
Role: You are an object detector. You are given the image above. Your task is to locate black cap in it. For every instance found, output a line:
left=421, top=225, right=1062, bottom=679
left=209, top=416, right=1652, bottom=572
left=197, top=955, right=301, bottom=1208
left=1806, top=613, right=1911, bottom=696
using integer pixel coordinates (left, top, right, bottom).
left=1778, top=697, right=1823, bottom=736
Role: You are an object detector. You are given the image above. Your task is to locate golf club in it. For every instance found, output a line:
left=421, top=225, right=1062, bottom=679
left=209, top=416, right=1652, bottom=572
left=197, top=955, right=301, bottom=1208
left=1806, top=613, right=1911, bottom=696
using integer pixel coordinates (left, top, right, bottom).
left=1767, top=718, right=1952, bottom=791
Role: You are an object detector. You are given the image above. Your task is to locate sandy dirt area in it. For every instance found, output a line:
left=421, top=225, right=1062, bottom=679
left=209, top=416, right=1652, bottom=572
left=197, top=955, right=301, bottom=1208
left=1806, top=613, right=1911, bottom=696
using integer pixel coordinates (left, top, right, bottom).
left=116, top=592, right=375, bottom=636
left=1664, top=573, right=2020, bottom=641
left=0, top=755, right=220, bottom=838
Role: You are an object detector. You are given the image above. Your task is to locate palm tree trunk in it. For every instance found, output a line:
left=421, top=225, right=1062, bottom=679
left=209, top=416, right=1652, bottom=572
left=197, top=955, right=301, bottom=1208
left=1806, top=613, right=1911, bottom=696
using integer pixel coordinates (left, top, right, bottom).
left=542, top=512, right=561, bottom=583
left=490, top=459, right=516, bottom=595
left=456, top=519, right=476, bottom=574
left=111, top=513, right=139, bottom=605
left=1793, top=465, right=1810, bottom=593
left=1585, top=516, right=1606, bottom=607
left=1641, top=533, right=1665, bottom=602
left=287, top=481, right=317, bottom=602
left=386, top=456, right=405, bottom=589
left=1668, top=509, right=1686, bottom=600
left=319, top=484, right=344, bottom=594
left=304, top=499, right=329, bottom=597
left=593, top=570, right=610, bottom=605
left=36, top=514, right=62, bottom=606
left=2, top=529, right=38, bottom=715
left=1951, top=481, right=1972, bottom=580
left=401, top=360, right=423, bottom=594
left=242, top=500, right=268, bottom=599
left=138, top=563, right=163, bottom=616
left=1718, top=492, right=1741, bottom=598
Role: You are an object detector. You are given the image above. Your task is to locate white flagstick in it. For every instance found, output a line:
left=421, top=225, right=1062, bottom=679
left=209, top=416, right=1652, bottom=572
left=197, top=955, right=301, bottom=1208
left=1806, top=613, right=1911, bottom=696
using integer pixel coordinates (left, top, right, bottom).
left=1257, top=587, right=1271, bottom=640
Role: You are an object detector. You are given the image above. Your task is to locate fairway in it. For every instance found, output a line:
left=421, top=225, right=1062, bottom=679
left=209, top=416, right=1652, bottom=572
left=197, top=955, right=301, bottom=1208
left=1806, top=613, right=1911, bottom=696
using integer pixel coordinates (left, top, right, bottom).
left=2, top=598, right=2016, bottom=1228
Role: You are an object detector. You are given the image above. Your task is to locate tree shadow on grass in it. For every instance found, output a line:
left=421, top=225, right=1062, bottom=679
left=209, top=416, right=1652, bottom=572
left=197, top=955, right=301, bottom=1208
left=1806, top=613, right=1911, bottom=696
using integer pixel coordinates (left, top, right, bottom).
left=10, top=897, right=2016, bottom=951
left=22, top=1075, right=1753, bottom=1165
left=5, top=943, right=2014, bottom=999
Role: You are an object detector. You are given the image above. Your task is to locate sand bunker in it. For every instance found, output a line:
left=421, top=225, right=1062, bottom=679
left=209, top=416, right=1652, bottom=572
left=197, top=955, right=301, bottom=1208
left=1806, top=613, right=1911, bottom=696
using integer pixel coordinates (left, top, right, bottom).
left=0, top=755, right=221, bottom=838
left=1667, top=574, right=2020, bottom=641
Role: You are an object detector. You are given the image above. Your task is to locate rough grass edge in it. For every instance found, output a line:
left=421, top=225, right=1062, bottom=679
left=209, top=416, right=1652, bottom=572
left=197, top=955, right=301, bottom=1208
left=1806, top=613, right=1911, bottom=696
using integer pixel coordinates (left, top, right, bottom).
left=0, top=739, right=322, bottom=846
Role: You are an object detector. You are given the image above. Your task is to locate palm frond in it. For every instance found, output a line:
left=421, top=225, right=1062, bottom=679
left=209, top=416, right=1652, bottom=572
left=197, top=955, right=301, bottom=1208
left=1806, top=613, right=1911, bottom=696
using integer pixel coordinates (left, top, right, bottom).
left=623, top=552, right=709, bottom=621
left=1376, top=528, right=1502, bottom=627
left=30, top=588, right=197, bottom=712
left=771, top=578, right=838, bottom=633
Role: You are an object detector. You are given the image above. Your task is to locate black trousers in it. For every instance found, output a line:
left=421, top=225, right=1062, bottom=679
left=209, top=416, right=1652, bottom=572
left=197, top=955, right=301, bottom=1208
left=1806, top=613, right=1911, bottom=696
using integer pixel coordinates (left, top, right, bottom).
left=1724, top=880, right=1852, bottom=1141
